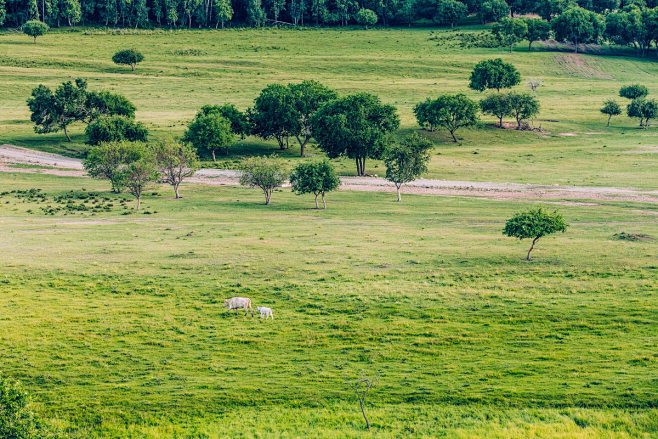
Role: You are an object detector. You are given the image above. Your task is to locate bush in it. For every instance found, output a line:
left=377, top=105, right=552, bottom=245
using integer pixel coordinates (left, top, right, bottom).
left=22, top=20, right=48, bottom=43
left=85, top=115, right=148, bottom=145
left=433, top=0, right=468, bottom=27
left=355, top=9, right=378, bottom=28
left=112, top=49, right=144, bottom=71
left=0, top=373, right=61, bottom=438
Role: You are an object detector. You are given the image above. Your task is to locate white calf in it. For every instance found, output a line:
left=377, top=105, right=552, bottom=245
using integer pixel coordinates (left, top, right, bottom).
left=256, top=306, right=274, bottom=320
left=223, top=297, right=254, bottom=316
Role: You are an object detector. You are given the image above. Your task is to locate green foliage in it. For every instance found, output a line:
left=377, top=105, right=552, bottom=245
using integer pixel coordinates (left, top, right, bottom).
left=600, top=99, right=621, bottom=126
left=62, top=0, right=81, bottom=26
left=503, top=207, right=568, bottom=260
left=151, top=138, right=200, bottom=198
left=469, top=58, right=521, bottom=92
left=248, top=84, right=301, bottom=150
left=289, top=160, right=340, bottom=208
left=85, top=115, right=148, bottom=145
left=22, top=20, right=48, bottom=43
left=432, top=0, right=468, bottom=27
left=524, top=18, right=551, bottom=50
left=199, top=104, right=250, bottom=138
left=183, top=110, right=234, bottom=160
left=478, top=0, right=510, bottom=24
left=214, top=0, right=233, bottom=27
left=288, top=80, right=337, bottom=156
left=626, top=98, right=657, bottom=128
left=83, top=140, right=145, bottom=192
left=0, top=374, right=61, bottom=439
left=239, top=155, right=287, bottom=204
left=384, top=133, right=433, bottom=201
left=355, top=8, right=378, bottom=28
left=605, top=7, right=655, bottom=57
left=310, top=93, right=400, bottom=176
left=85, top=90, right=136, bottom=121
left=507, top=92, right=540, bottom=129
left=112, top=49, right=144, bottom=71
left=619, top=84, right=648, bottom=100
left=551, top=7, right=605, bottom=53
left=26, top=78, right=88, bottom=142
left=415, top=94, right=479, bottom=142
left=479, top=93, right=512, bottom=127
left=121, top=145, right=160, bottom=212
left=492, top=17, right=528, bottom=53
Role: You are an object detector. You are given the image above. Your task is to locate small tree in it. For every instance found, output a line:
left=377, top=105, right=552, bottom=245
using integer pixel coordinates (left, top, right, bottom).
left=183, top=110, right=234, bottom=160
left=249, top=84, right=301, bottom=150
left=85, top=115, right=148, bottom=145
left=479, top=93, right=512, bottom=127
left=432, top=0, right=467, bottom=27
left=214, top=0, right=233, bottom=28
left=112, top=49, right=144, bottom=71
left=525, top=18, right=551, bottom=50
left=22, top=20, right=48, bottom=43
left=85, top=90, right=136, bottom=120
left=384, top=133, right=433, bottom=201
left=469, top=58, right=521, bottom=92
left=122, top=147, right=160, bottom=212
left=198, top=104, right=250, bottom=138
left=346, top=374, right=378, bottom=431
left=288, top=80, right=337, bottom=156
left=478, top=0, right=510, bottom=24
left=526, top=78, right=544, bottom=95
left=290, top=160, right=340, bottom=208
left=152, top=138, right=200, bottom=198
left=551, top=7, right=604, bottom=53
left=627, top=98, right=658, bottom=129
left=503, top=207, right=568, bottom=260
left=619, top=84, right=648, bottom=100
left=600, top=99, right=621, bottom=127
left=83, top=140, right=143, bottom=192
left=239, top=156, right=286, bottom=205
left=355, top=8, right=377, bottom=28
left=422, top=94, right=479, bottom=142
left=26, top=78, right=88, bottom=142
left=507, top=92, right=540, bottom=129
left=492, top=17, right=528, bottom=53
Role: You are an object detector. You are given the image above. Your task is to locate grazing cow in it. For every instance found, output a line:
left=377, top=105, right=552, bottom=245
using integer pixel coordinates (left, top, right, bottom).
left=256, top=306, right=274, bottom=320
left=223, top=297, right=254, bottom=316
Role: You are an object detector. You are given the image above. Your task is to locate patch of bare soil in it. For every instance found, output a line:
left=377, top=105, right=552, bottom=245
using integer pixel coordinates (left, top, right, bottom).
left=552, top=53, right=614, bottom=79
left=488, top=122, right=549, bottom=133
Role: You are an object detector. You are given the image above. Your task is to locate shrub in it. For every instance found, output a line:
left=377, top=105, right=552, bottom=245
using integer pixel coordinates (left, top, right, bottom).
left=469, top=58, right=521, bottom=92
left=355, top=9, right=378, bottom=28
left=85, top=115, right=148, bottom=145
left=183, top=111, right=234, bottom=160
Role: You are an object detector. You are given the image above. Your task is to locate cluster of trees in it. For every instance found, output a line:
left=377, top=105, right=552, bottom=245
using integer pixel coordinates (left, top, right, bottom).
left=415, top=58, right=540, bottom=139
left=601, top=84, right=657, bottom=127
left=27, top=78, right=147, bottom=143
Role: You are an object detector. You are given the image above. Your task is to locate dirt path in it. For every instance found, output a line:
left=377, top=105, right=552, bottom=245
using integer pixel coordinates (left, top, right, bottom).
left=2, top=144, right=658, bottom=204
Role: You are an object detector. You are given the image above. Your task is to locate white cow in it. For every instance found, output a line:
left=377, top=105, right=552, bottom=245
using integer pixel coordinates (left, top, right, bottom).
left=257, top=306, right=274, bottom=320
left=223, top=297, right=254, bottom=316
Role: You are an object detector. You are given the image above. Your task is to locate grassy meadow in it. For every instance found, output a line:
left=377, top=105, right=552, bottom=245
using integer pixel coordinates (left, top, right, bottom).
left=1, top=27, right=658, bottom=187
left=0, top=170, right=657, bottom=437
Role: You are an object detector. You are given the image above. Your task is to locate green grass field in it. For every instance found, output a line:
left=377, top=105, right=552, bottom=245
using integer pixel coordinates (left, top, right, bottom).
left=0, top=170, right=656, bottom=437
left=1, top=27, right=657, bottom=187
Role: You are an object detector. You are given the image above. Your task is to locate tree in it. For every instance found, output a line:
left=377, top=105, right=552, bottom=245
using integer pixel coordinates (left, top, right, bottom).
left=152, top=138, right=200, bottom=198
left=62, top=0, right=81, bottom=25
left=478, top=0, right=510, bottom=24
left=492, top=17, right=528, bottom=53
left=525, top=18, right=551, bottom=50
left=507, top=92, right=540, bottom=129
left=83, top=140, right=143, bottom=192
left=600, top=99, right=621, bottom=126
left=627, top=98, right=658, bottom=128
left=526, top=78, right=544, bottom=95
left=239, top=155, right=286, bottom=205
left=26, top=78, right=88, bottom=142
left=198, top=104, right=250, bottom=138
left=619, top=84, right=648, bottom=100
left=384, top=133, right=433, bottom=201
left=288, top=80, right=337, bottom=156
left=503, top=207, right=567, bottom=260
left=479, top=93, right=512, bottom=127
left=469, top=58, right=521, bottom=93
left=22, top=20, right=48, bottom=43
left=355, top=8, right=377, bottom=28
left=420, top=94, right=479, bottom=142
left=551, top=7, right=604, bottom=53
left=122, top=147, right=160, bottom=212
left=432, top=0, right=467, bottom=27
left=112, top=49, right=144, bottom=71
left=183, top=110, right=234, bottom=160
left=85, top=115, right=148, bottom=145
left=85, top=90, right=136, bottom=120
left=310, top=93, right=400, bottom=176
left=214, top=0, right=233, bottom=28
left=246, top=0, right=266, bottom=26
left=290, top=160, right=340, bottom=208
left=346, top=374, right=378, bottom=431
left=249, top=84, right=301, bottom=151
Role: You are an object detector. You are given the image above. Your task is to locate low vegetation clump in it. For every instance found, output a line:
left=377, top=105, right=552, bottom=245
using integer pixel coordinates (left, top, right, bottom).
left=0, top=188, right=134, bottom=216
left=612, top=232, right=654, bottom=241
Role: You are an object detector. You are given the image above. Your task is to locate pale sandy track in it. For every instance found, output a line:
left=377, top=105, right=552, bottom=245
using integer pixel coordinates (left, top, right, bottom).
left=2, top=144, right=657, bottom=204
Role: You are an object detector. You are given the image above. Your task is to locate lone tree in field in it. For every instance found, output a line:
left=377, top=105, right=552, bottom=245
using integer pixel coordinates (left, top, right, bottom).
left=152, top=138, right=200, bottom=198
left=22, top=20, right=48, bottom=43
left=419, top=94, right=479, bottom=142
left=619, top=84, right=648, bottom=100
left=85, top=115, right=148, bottom=145
left=27, top=78, right=88, bottom=142
left=479, top=93, right=512, bottom=127
left=112, top=49, right=144, bottom=71
left=551, top=7, right=604, bottom=53
left=249, top=84, right=301, bottom=150
left=507, top=92, right=540, bottom=129
left=503, top=207, right=567, bottom=260
left=83, top=140, right=143, bottom=192
left=355, top=8, right=378, bottom=28
left=600, top=100, right=621, bottom=127
left=384, top=133, right=433, bottom=201
left=524, top=18, right=551, bottom=50
left=183, top=110, right=234, bottom=160
left=311, top=93, right=399, bottom=176
left=288, top=80, right=337, bottom=156
left=122, top=147, right=160, bottom=212
left=239, top=155, right=286, bottom=205
left=469, top=58, right=521, bottom=92
left=290, top=161, right=340, bottom=209
left=627, top=98, right=657, bottom=129
left=346, top=374, right=378, bottom=431
left=492, top=17, right=528, bottom=53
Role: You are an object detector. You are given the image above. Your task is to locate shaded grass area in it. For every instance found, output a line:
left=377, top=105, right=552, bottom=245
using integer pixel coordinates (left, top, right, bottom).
left=0, top=172, right=656, bottom=437
left=1, top=27, right=657, bottom=187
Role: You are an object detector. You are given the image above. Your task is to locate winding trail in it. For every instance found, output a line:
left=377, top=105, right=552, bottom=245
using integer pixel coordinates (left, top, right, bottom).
left=2, top=144, right=657, bottom=204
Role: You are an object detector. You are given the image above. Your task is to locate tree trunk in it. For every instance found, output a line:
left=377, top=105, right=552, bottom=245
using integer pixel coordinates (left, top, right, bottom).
left=528, top=41, right=532, bottom=51
left=131, top=64, right=135, bottom=71
left=63, top=125, right=71, bottom=142
left=174, top=184, right=180, bottom=199
left=211, top=150, right=216, bottom=161
left=314, top=193, right=319, bottom=209
left=526, top=236, right=539, bottom=260
left=136, top=195, right=141, bottom=212
left=607, top=114, right=611, bottom=127
left=34, top=36, right=37, bottom=43
left=449, top=129, right=457, bottom=142
left=510, top=43, right=513, bottom=53
left=264, top=189, right=271, bottom=205
left=498, top=116, right=503, bottom=127
left=359, top=399, right=370, bottom=430
left=321, top=192, right=326, bottom=209
left=396, top=184, right=401, bottom=202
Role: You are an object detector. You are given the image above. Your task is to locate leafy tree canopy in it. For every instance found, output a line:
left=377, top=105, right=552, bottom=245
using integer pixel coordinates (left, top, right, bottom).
left=85, top=115, right=148, bottom=145
left=503, top=207, right=568, bottom=260
left=22, top=20, right=48, bottom=43
left=384, top=133, right=433, bottom=201
left=112, top=49, right=145, bottom=71
left=183, top=110, right=234, bottom=160
left=469, top=58, right=521, bottom=92
left=290, top=160, right=340, bottom=208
